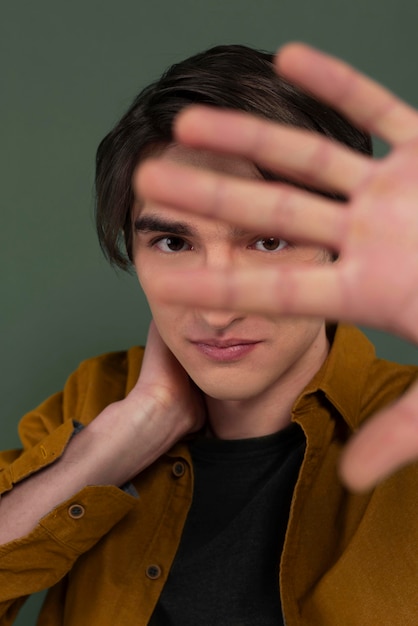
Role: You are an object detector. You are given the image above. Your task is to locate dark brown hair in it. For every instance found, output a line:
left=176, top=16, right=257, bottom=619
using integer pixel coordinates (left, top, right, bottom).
left=95, top=44, right=372, bottom=269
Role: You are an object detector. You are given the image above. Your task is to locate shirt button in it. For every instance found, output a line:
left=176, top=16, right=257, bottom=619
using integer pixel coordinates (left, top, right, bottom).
left=146, top=564, right=162, bottom=580
left=172, top=461, right=186, bottom=478
left=68, top=504, right=85, bottom=519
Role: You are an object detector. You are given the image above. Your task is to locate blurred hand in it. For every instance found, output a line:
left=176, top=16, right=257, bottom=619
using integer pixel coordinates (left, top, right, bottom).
left=138, top=44, right=418, bottom=491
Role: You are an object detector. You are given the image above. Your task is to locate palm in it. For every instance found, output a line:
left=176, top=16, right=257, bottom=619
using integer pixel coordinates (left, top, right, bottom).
left=139, top=50, right=418, bottom=344
left=333, top=140, right=418, bottom=341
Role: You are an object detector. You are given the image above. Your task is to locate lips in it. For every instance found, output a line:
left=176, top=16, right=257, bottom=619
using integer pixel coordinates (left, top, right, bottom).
left=190, top=338, right=259, bottom=347
left=190, top=339, right=261, bottom=362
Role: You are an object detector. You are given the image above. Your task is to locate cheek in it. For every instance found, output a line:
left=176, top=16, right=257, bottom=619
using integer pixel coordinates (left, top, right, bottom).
left=149, top=309, right=188, bottom=366
left=135, top=262, right=187, bottom=346
left=134, top=260, right=148, bottom=291
left=267, top=315, right=326, bottom=350
left=135, top=262, right=161, bottom=310
left=144, top=296, right=184, bottom=348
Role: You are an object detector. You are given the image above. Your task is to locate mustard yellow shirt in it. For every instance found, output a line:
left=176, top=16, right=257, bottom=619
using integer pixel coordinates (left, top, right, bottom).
left=0, top=325, right=417, bottom=625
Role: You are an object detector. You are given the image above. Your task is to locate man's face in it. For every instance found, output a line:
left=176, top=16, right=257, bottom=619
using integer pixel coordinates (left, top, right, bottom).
left=132, top=144, right=328, bottom=403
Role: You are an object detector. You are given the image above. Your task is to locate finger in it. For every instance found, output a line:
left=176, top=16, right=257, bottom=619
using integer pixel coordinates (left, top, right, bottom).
left=152, top=265, right=348, bottom=320
left=175, top=107, right=373, bottom=195
left=276, top=43, right=418, bottom=145
left=340, top=381, right=418, bottom=491
left=138, top=159, right=347, bottom=250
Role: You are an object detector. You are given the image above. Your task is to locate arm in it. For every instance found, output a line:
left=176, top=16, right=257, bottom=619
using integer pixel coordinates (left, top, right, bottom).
left=0, top=321, right=204, bottom=544
left=137, top=44, right=418, bottom=491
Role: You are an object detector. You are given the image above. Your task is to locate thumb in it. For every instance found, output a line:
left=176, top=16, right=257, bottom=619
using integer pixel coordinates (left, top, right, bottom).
left=340, top=381, right=418, bottom=491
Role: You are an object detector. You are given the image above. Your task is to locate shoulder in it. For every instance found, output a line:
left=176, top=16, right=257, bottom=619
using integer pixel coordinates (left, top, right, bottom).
left=61, top=346, right=145, bottom=425
left=362, top=350, right=418, bottom=417
left=10, top=346, right=146, bottom=454
left=75, top=346, right=145, bottom=386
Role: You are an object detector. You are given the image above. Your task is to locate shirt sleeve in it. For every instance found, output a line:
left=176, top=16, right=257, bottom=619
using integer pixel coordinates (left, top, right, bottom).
left=0, top=354, right=140, bottom=617
left=0, top=482, right=136, bottom=604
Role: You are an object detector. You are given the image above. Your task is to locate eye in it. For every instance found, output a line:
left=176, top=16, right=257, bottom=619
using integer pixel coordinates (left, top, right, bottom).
left=153, top=236, right=192, bottom=253
left=252, top=237, right=289, bottom=252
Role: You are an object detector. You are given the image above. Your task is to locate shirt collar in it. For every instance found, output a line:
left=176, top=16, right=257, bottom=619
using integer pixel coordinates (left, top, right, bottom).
left=295, top=324, right=377, bottom=432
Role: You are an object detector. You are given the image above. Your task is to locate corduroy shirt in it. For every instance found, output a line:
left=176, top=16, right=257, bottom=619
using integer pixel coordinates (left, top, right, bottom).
left=0, top=325, right=417, bottom=625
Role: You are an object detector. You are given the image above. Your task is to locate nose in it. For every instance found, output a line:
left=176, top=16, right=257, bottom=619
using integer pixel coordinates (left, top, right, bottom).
left=196, top=241, right=244, bottom=330
left=197, top=308, right=244, bottom=331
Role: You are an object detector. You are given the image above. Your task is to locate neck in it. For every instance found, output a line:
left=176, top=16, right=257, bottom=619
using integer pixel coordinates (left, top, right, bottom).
left=205, top=395, right=294, bottom=440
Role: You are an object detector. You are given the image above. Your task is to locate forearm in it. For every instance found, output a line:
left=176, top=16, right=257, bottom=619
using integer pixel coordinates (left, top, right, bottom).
left=0, top=393, right=185, bottom=545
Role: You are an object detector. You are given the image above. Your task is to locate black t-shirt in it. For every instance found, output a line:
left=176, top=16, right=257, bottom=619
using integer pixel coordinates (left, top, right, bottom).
left=149, top=422, right=305, bottom=626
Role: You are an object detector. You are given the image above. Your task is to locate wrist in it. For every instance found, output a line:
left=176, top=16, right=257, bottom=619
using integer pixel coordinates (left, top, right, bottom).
left=126, top=382, right=199, bottom=439
left=85, top=392, right=189, bottom=484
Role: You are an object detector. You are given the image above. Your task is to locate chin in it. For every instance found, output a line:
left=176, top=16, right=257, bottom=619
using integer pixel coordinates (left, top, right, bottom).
left=188, top=372, right=271, bottom=402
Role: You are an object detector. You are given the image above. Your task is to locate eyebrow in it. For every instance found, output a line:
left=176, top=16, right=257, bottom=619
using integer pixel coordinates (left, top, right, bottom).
left=133, top=215, right=196, bottom=237
left=133, top=213, right=256, bottom=240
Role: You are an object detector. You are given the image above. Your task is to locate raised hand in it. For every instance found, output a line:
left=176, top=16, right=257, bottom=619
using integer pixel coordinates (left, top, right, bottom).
left=138, top=44, right=418, bottom=490
left=138, top=46, right=418, bottom=344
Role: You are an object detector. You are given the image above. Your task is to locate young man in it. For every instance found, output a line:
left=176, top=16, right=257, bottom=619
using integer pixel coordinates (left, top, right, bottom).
left=0, top=45, right=417, bottom=625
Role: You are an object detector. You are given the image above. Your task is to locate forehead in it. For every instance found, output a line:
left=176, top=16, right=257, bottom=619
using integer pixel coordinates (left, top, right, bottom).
left=132, top=144, right=262, bottom=237
left=133, top=142, right=261, bottom=205
left=159, top=143, right=260, bottom=178
left=132, top=143, right=262, bottom=232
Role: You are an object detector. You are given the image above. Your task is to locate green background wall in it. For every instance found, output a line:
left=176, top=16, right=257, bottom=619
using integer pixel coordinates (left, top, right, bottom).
left=2, top=1, right=418, bottom=623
